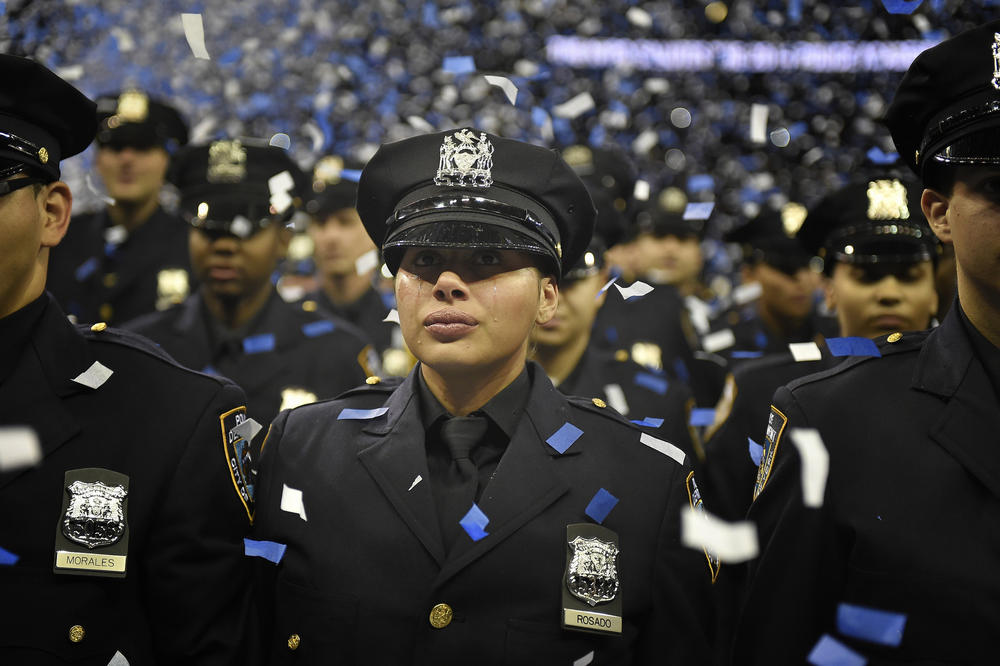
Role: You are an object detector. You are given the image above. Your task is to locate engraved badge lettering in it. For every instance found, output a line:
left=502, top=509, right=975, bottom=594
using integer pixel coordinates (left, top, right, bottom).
left=566, top=536, right=620, bottom=606
left=62, top=481, right=127, bottom=549
left=866, top=179, right=910, bottom=221
left=208, top=139, right=247, bottom=184
left=434, top=129, right=494, bottom=188
left=992, top=32, right=1000, bottom=91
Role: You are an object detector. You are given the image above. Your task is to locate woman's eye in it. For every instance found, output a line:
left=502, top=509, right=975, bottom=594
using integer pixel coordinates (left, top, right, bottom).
left=476, top=251, right=501, bottom=266
left=413, top=252, right=438, bottom=267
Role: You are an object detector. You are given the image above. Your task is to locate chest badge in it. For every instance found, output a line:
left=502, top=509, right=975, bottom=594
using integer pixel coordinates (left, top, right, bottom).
left=562, top=523, right=623, bottom=635
left=54, top=468, right=129, bottom=577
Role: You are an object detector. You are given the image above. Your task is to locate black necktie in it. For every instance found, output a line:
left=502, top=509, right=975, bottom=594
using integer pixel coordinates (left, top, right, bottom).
left=437, top=415, right=489, bottom=548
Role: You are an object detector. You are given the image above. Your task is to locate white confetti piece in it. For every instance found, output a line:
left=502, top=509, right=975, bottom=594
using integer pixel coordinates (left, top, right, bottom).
left=268, top=170, right=295, bottom=214
left=789, top=342, right=823, bottom=362
left=54, top=65, right=84, bottom=81
left=72, top=361, right=113, bottom=389
left=553, top=92, right=595, bottom=119
left=639, top=432, right=685, bottom=465
left=408, top=475, right=422, bottom=491
left=614, top=280, right=654, bottom=301
left=632, top=129, right=658, bottom=155
left=231, top=215, right=253, bottom=239
left=85, top=172, right=115, bottom=206
left=230, top=417, right=263, bottom=443
left=280, top=484, right=307, bottom=521
left=0, top=427, right=41, bottom=472
left=302, top=122, right=325, bottom=153
left=633, top=180, right=651, bottom=201
left=603, top=384, right=629, bottom=416
left=573, top=651, right=595, bottom=666
left=731, top=281, right=763, bottom=305
left=269, top=133, right=291, bottom=149
left=789, top=428, right=829, bottom=508
left=110, top=27, right=135, bottom=52
left=383, top=309, right=400, bottom=324
left=483, top=75, right=518, bottom=105
left=701, top=328, right=736, bottom=353
left=103, top=225, right=128, bottom=246
left=107, top=650, right=130, bottom=666
left=181, top=13, right=211, bottom=60
left=685, top=296, right=713, bottom=336
left=750, top=103, right=768, bottom=144
left=626, top=6, right=653, bottom=27
left=355, top=249, right=379, bottom=276
left=681, top=507, right=759, bottom=563
left=407, top=115, right=435, bottom=132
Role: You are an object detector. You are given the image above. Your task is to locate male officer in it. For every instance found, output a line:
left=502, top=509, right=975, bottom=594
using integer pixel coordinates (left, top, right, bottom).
left=249, top=128, right=715, bottom=664
left=47, top=90, right=191, bottom=325
left=125, top=140, right=375, bottom=424
left=0, top=56, right=253, bottom=663
left=735, top=21, right=1000, bottom=662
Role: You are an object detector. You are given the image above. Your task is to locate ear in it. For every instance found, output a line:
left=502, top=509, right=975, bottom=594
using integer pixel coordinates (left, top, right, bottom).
left=536, top=276, right=558, bottom=325
left=822, top=274, right=837, bottom=312
left=921, top=188, right=952, bottom=244
left=38, top=181, right=73, bottom=248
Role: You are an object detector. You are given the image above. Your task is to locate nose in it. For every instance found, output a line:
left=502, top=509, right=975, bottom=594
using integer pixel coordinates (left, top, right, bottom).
left=432, top=269, right=470, bottom=303
left=206, top=233, right=241, bottom=254
left=874, top=275, right=903, bottom=305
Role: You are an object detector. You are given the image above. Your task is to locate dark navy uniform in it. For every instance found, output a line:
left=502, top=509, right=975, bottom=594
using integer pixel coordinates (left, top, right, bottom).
left=301, top=285, right=395, bottom=355
left=125, top=290, right=375, bottom=424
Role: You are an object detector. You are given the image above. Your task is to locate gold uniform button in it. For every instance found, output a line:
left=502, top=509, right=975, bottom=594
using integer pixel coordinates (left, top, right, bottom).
left=102, top=273, right=118, bottom=288
left=614, top=349, right=629, bottom=362
left=68, top=625, right=85, bottom=642
left=429, top=603, right=453, bottom=629
left=287, top=633, right=301, bottom=650
left=365, top=375, right=381, bottom=385
left=99, top=303, right=114, bottom=321
left=301, top=300, right=318, bottom=312
left=592, top=398, right=607, bottom=409
left=90, top=322, right=108, bottom=332
left=887, top=332, right=903, bottom=343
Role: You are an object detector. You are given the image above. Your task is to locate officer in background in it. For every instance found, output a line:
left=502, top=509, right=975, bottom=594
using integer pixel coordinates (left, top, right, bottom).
left=736, top=21, right=1000, bottom=662
left=250, top=128, right=715, bottom=663
left=0, top=56, right=253, bottom=663
left=125, top=140, right=375, bottom=424
left=47, top=90, right=191, bottom=325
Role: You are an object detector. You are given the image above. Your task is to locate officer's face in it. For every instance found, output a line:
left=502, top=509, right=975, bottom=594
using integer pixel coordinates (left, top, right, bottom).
left=189, top=225, right=290, bottom=302
left=532, top=270, right=607, bottom=348
left=635, top=232, right=703, bottom=287
left=395, top=247, right=558, bottom=377
left=744, top=262, right=818, bottom=322
left=309, top=208, right=377, bottom=278
left=826, top=261, right=937, bottom=338
left=95, top=145, right=168, bottom=206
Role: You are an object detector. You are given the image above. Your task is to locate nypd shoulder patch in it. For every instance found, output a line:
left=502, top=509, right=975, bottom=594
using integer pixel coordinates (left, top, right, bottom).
left=220, top=405, right=255, bottom=521
left=752, top=405, right=788, bottom=501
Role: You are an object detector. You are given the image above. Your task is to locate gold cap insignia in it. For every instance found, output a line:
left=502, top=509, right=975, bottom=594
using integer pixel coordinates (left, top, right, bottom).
left=866, top=179, right=910, bottom=221
left=208, top=139, right=247, bottom=184
left=435, top=129, right=494, bottom=188
left=781, top=202, right=807, bottom=237
left=37, top=147, right=49, bottom=164
left=562, top=145, right=593, bottom=169
left=313, top=155, right=345, bottom=191
left=116, top=90, right=149, bottom=123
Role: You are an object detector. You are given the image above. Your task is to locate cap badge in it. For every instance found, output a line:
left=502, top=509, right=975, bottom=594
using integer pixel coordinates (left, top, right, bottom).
left=37, top=147, right=48, bottom=164
left=208, top=139, right=247, bottom=183
left=63, top=480, right=127, bottom=549
left=116, top=90, right=149, bottom=123
left=781, top=202, right=808, bottom=237
left=992, top=33, right=1000, bottom=91
left=435, top=129, right=494, bottom=188
left=313, top=155, right=345, bottom=188
left=866, top=179, right=910, bottom=221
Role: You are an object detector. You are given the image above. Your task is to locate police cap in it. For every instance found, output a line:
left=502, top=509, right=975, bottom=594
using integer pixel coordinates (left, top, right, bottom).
left=306, top=154, right=363, bottom=219
left=798, top=176, right=935, bottom=272
left=725, top=203, right=811, bottom=275
left=95, top=91, right=188, bottom=152
left=0, top=54, right=96, bottom=181
left=885, top=20, right=1000, bottom=178
left=170, top=139, right=308, bottom=239
left=357, top=128, right=596, bottom=278
left=633, top=200, right=707, bottom=241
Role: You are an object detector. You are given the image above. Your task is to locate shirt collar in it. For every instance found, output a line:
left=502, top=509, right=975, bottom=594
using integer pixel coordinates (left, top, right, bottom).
left=0, top=293, right=48, bottom=384
left=416, top=364, right=530, bottom=439
left=956, top=301, right=1000, bottom=397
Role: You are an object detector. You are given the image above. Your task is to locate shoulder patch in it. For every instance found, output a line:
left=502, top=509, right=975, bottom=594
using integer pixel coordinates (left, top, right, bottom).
left=752, top=405, right=787, bottom=500
left=686, top=471, right=721, bottom=583
left=220, top=406, right=255, bottom=521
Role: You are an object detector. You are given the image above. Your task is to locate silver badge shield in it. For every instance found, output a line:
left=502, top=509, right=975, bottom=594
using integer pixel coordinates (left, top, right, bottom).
left=62, top=480, right=127, bottom=549
left=566, top=535, right=620, bottom=606
left=434, top=129, right=494, bottom=188
left=992, top=32, right=1000, bottom=91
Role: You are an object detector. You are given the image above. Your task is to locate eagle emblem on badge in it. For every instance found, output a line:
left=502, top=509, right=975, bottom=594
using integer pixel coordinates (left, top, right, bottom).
left=435, top=129, right=494, bottom=187
left=991, top=32, right=1000, bottom=91
left=208, top=139, right=248, bottom=184
left=566, top=536, right=620, bottom=606
left=62, top=481, right=127, bottom=549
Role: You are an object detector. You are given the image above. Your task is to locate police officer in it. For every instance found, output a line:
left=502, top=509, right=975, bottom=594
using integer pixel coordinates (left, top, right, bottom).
left=0, top=56, right=253, bottom=663
left=125, top=140, right=376, bottom=424
left=735, top=21, right=1000, bottom=662
left=249, top=128, right=715, bottom=664
left=47, top=90, right=192, bottom=325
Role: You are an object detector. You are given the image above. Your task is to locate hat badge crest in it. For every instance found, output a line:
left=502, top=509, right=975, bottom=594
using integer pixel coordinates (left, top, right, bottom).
left=116, top=90, right=149, bottom=123
left=434, top=129, right=494, bottom=188
left=992, top=32, right=1000, bottom=91
left=866, top=179, right=910, bottom=221
left=208, top=139, right=247, bottom=183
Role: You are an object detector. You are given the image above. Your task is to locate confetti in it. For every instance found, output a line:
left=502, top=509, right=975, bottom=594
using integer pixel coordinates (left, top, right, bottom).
left=383, top=309, right=400, bottom=324
left=242, top=334, right=276, bottom=354
left=85, top=172, right=115, bottom=206
left=626, top=6, right=653, bottom=27
left=680, top=506, right=759, bottom=563
left=789, top=428, right=829, bottom=508
left=181, top=13, right=211, bottom=60
left=553, top=92, right=595, bottom=119
left=639, top=432, right=686, bottom=465
left=750, top=103, right=769, bottom=144
left=408, top=475, right=422, bottom=491
left=689, top=408, right=715, bottom=427
left=683, top=202, right=715, bottom=220
left=881, top=0, right=924, bottom=14
left=585, top=488, right=619, bottom=524
left=633, top=372, right=668, bottom=395
left=731, top=281, right=763, bottom=305
left=0, top=427, right=41, bottom=472
left=407, top=115, right=435, bottom=132
left=731, top=351, right=764, bottom=359
left=632, top=129, right=658, bottom=154
left=460, top=503, right=489, bottom=541
left=633, top=180, right=651, bottom=201
left=355, top=249, right=379, bottom=276
left=866, top=146, right=899, bottom=165
left=748, top=437, right=764, bottom=466
left=244, top=538, right=287, bottom=564
left=546, top=422, right=584, bottom=454
left=0, top=546, right=17, bottom=566
left=302, top=319, right=336, bottom=338
left=826, top=337, right=881, bottom=357
left=630, top=417, right=664, bottom=428
left=614, top=280, right=654, bottom=301
left=483, top=75, right=518, bottom=105
left=602, top=383, right=629, bottom=415
left=268, top=170, right=295, bottom=214
left=789, top=342, right=823, bottom=362
left=230, top=417, right=263, bottom=444
left=685, top=296, right=712, bottom=335
left=701, top=328, right=736, bottom=353
left=303, top=122, right=326, bottom=152
left=280, top=484, right=307, bottom=521
left=807, top=635, right=866, bottom=666
left=337, top=407, right=389, bottom=420
left=231, top=215, right=253, bottom=239
left=573, top=652, right=595, bottom=666
left=107, top=651, right=130, bottom=666
left=54, top=65, right=84, bottom=81
left=72, top=361, right=113, bottom=389
left=597, top=276, right=618, bottom=298
left=836, top=603, right=907, bottom=646
left=442, top=55, right=476, bottom=74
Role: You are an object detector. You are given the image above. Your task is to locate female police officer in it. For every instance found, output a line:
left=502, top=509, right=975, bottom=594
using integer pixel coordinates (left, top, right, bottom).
left=249, top=129, right=714, bottom=664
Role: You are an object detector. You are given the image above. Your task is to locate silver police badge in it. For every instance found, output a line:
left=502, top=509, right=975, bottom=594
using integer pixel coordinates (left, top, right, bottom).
left=62, top=480, right=127, bottom=549
left=991, top=32, right=1000, bottom=91
left=435, top=129, right=494, bottom=188
left=566, top=535, right=620, bottom=606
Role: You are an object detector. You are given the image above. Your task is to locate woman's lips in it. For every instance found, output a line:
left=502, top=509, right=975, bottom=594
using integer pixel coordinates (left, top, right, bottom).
left=208, top=265, right=240, bottom=281
left=870, top=315, right=910, bottom=331
left=424, top=309, right=479, bottom=341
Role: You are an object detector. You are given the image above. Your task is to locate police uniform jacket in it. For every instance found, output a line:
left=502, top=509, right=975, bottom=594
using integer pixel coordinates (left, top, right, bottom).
left=302, top=285, right=396, bottom=354
left=124, top=289, right=375, bottom=424
left=705, top=308, right=838, bottom=361
left=250, top=361, right=716, bottom=665
left=734, top=305, right=1000, bottom=663
left=47, top=207, right=191, bottom=325
left=555, top=345, right=700, bottom=463
left=0, top=293, right=252, bottom=664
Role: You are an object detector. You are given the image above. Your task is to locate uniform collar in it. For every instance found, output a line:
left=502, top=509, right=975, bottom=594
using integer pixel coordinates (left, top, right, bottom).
left=0, top=293, right=48, bottom=384
left=956, top=302, right=1000, bottom=397
left=415, top=364, right=530, bottom=440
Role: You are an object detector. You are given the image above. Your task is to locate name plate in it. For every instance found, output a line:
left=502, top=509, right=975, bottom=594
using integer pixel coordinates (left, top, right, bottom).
left=56, top=551, right=127, bottom=573
left=563, top=609, right=622, bottom=634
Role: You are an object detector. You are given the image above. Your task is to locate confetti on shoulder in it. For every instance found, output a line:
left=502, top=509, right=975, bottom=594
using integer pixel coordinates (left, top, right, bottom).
left=72, top=361, right=113, bottom=389
left=639, top=432, right=686, bottom=465
left=383, top=309, right=400, bottom=324
left=338, top=407, right=389, bottom=420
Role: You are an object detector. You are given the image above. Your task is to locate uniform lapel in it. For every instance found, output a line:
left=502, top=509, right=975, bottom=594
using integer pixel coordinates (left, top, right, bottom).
left=916, top=310, right=1000, bottom=501
left=356, top=370, right=446, bottom=565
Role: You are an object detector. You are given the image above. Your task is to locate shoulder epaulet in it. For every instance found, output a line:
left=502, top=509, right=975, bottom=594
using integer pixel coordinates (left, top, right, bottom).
left=565, top=394, right=641, bottom=430
left=335, top=376, right=403, bottom=399
left=786, top=330, right=930, bottom=391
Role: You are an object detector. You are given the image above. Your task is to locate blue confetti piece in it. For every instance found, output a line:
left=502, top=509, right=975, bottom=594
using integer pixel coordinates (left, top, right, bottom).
left=689, top=408, right=715, bottom=427
left=442, top=55, right=476, bottom=74
left=826, top=337, right=881, bottom=358
left=531, top=106, right=549, bottom=128
left=866, top=146, right=899, bottom=165
left=631, top=417, right=665, bottom=428
left=302, top=319, right=336, bottom=338
left=788, top=0, right=802, bottom=22
left=0, top=546, right=18, bottom=565
left=754, top=330, right=769, bottom=349
left=807, top=634, right=866, bottom=666
left=341, top=169, right=363, bottom=183
left=683, top=202, right=715, bottom=220
left=74, top=256, right=99, bottom=282
left=201, top=365, right=219, bottom=376
left=546, top=422, right=583, bottom=454
left=836, top=603, right=906, bottom=647
left=634, top=371, right=668, bottom=395
left=459, top=503, right=490, bottom=541
left=749, top=438, right=764, bottom=466
left=337, top=407, right=389, bottom=420
left=242, top=333, right=276, bottom=354
left=673, top=358, right=691, bottom=383
left=881, top=0, right=923, bottom=14
left=731, top=350, right=765, bottom=359
left=585, top=488, right=619, bottom=524
left=686, top=174, right=715, bottom=192
left=604, top=326, right=619, bottom=344
left=243, top=538, right=286, bottom=564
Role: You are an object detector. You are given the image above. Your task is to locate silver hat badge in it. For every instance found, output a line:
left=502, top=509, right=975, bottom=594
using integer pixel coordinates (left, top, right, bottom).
left=434, top=129, right=494, bottom=188
left=62, top=481, right=128, bottom=549
left=992, top=33, right=1000, bottom=91
left=566, top=535, right=620, bottom=606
